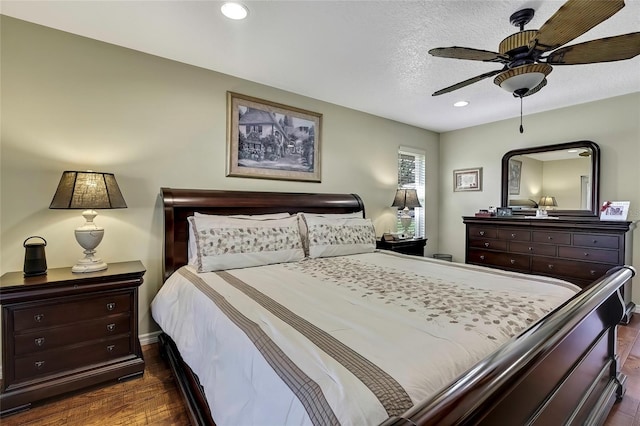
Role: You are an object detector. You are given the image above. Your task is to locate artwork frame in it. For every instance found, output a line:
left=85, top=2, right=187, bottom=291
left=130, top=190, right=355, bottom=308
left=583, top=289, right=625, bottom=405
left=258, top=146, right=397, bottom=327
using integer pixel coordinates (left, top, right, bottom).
left=508, top=159, right=522, bottom=195
left=453, top=167, right=482, bottom=192
left=227, top=92, right=322, bottom=182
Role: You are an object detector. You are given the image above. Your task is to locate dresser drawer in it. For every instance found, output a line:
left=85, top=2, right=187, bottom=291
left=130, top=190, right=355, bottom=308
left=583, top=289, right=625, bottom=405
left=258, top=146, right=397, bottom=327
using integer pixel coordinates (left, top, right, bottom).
left=469, top=239, right=508, bottom=250
left=531, top=257, right=612, bottom=281
left=14, top=313, right=131, bottom=356
left=558, top=247, right=619, bottom=264
left=497, top=229, right=531, bottom=241
left=532, top=231, right=571, bottom=245
left=13, top=293, right=131, bottom=332
left=468, top=226, right=497, bottom=239
left=468, top=249, right=530, bottom=272
left=13, top=335, right=132, bottom=383
left=509, top=241, right=557, bottom=257
left=573, top=234, right=620, bottom=249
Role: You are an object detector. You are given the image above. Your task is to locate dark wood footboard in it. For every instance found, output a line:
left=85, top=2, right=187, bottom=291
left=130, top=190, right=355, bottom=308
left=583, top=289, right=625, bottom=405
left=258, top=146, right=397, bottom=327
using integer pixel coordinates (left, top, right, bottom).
left=381, top=265, right=635, bottom=426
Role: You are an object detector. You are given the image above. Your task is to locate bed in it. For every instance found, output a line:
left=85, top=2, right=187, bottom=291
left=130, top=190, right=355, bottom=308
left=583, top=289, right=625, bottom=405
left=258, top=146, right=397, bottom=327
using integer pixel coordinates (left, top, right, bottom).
left=154, top=187, right=635, bottom=425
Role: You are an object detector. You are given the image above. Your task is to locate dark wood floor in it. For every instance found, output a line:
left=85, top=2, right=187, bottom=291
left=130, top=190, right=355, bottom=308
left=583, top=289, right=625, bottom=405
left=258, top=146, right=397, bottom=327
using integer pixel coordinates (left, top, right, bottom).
left=2, top=317, right=640, bottom=425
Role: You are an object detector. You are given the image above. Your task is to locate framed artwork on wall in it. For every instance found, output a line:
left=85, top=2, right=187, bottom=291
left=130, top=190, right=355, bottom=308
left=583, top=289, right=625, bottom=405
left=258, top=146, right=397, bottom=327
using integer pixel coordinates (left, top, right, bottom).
left=508, top=159, right=522, bottom=195
left=453, top=167, right=482, bottom=192
left=227, top=92, right=322, bottom=182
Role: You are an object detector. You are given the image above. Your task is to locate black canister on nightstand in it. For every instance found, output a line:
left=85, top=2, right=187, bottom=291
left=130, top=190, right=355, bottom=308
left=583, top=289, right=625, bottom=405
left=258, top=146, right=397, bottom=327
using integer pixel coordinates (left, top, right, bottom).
left=23, top=236, right=47, bottom=276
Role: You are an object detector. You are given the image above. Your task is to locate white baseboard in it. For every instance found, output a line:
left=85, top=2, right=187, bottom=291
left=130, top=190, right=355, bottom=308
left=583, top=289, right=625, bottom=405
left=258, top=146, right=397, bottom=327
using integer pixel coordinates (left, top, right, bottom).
left=140, top=331, right=162, bottom=346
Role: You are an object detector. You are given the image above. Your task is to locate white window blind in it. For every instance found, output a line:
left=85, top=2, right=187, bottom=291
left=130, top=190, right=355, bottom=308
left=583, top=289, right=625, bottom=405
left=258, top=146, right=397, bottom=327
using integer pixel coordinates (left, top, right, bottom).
left=397, top=146, right=426, bottom=237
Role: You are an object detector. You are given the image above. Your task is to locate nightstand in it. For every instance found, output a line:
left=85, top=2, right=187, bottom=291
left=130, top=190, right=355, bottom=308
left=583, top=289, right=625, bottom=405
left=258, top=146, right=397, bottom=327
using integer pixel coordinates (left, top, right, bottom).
left=0, top=261, right=146, bottom=417
left=376, top=238, right=427, bottom=257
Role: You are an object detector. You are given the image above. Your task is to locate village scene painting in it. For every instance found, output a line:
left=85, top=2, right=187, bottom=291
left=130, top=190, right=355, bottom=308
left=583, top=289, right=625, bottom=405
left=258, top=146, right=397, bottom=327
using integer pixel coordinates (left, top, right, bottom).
left=227, top=92, right=322, bottom=182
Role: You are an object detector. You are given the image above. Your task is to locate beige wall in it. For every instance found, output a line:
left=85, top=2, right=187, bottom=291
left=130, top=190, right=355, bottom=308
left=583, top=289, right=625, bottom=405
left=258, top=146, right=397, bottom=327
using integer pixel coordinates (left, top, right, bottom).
left=0, top=17, right=440, bottom=336
left=439, top=92, right=640, bottom=302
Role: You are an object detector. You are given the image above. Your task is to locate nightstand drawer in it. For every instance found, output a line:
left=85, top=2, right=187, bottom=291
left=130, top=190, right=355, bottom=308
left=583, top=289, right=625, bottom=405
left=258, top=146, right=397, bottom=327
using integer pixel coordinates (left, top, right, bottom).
left=14, top=335, right=131, bottom=383
left=13, top=293, right=131, bottom=332
left=14, top=313, right=131, bottom=355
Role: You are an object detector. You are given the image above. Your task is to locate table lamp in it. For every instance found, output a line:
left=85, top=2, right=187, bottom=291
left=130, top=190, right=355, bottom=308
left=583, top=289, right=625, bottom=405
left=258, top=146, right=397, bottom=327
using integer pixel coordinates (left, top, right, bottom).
left=538, top=196, right=558, bottom=210
left=392, top=188, right=421, bottom=236
left=49, top=171, right=127, bottom=273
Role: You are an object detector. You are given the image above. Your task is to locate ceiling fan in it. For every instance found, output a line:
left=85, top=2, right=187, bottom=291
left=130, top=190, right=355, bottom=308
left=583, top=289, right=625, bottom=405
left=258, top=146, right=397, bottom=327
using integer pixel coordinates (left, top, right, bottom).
left=428, top=0, right=640, bottom=131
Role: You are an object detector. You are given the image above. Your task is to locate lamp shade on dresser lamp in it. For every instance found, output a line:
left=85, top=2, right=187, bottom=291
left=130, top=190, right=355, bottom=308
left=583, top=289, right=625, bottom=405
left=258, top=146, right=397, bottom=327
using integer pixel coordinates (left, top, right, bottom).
left=49, top=171, right=127, bottom=273
left=392, top=188, right=421, bottom=236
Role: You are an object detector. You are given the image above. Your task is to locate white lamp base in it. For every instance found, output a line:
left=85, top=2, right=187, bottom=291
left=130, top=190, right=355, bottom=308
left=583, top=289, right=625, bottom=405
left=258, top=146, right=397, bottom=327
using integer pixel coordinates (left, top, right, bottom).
left=72, top=210, right=108, bottom=274
left=399, top=208, right=413, bottom=237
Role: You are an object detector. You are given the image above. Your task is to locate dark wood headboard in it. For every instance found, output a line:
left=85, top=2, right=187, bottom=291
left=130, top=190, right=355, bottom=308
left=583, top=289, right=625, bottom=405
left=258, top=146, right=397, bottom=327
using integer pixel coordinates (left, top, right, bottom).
left=161, top=188, right=365, bottom=281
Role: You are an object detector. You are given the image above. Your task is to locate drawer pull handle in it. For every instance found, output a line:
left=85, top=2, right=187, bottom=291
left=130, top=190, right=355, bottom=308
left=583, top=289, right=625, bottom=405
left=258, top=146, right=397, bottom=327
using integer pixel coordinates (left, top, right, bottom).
left=584, top=252, right=589, bottom=257
left=590, top=270, right=596, bottom=276
left=511, top=233, right=516, bottom=238
left=479, top=231, right=485, bottom=236
left=107, top=345, right=116, bottom=353
left=548, top=264, right=554, bottom=270
left=107, top=323, right=116, bottom=332
left=547, top=236, right=553, bottom=240
left=480, top=255, right=485, bottom=260
left=510, top=259, right=516, bottom=264
left=34, top=361, right=45, bottom=370
left=34, top=314, right=44, bottom=323
left=484, top=242, right=489, bottom=247
left=34, top=337, right=45, bottom=347
left=106, top=302, right=116, bottom=311
left=528, top=247, right=533, bottom=251
left=593, top=239, right=598, bottom=244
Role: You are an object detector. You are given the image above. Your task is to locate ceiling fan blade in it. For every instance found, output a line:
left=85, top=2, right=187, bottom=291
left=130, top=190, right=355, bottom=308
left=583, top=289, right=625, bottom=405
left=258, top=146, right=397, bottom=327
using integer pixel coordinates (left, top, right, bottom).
left=428, top=47, right=508, bottom=63
left=520, top=79, right=547, bottom=98
left=547, top=32, right=640, bottom=64
left=530, top=0, right=625, bottom=53
left=432, top=69, right=504, bottom=96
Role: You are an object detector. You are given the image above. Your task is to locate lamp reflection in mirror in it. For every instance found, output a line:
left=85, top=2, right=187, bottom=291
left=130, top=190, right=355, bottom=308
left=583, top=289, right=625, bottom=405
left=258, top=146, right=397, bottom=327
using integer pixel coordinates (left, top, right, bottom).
left=392, top=189, right=421, bottom=237
left=538, top=196, right=558, bottom=210
left=49, top=171, right=127, bottom=273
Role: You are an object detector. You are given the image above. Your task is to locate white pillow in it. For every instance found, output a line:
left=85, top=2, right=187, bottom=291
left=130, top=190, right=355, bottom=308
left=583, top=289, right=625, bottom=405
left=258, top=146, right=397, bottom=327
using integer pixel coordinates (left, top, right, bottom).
left=188, top=212, right=291, bottom=265
left=297, top=211, right=363, bottom=256
left=304, top=215, right=376, bottom=258
left=189, top=215, right=304, bottom=272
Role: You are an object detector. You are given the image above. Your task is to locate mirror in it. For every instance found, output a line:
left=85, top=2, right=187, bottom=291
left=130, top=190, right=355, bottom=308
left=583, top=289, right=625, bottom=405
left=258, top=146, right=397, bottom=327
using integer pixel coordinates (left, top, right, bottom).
left=501, top=141, right=600, bottom=217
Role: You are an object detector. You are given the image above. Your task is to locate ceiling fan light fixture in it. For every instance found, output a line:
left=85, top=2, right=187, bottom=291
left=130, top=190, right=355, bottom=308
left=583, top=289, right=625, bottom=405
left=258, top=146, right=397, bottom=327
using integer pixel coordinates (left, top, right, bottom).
left=494, top=63, right=552, bottom=96
left=453, top=101, right=469, bottom=107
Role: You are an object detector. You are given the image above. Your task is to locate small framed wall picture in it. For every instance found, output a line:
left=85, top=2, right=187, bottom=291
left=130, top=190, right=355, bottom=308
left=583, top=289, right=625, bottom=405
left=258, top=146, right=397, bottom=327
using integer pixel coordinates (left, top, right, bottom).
left=453, top=167, right=482, bottom=192
left=600, top=201, right=630, bottom=221
left=496, top=207, right=513, bottom=217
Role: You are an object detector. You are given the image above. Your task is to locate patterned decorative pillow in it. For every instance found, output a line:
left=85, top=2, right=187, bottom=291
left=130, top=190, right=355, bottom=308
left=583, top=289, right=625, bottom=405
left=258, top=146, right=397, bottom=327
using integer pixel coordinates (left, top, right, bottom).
left=297, top=212, right=363, bottom=256
left=188, top=212, right=291, bottom=265
left=304, top=215, right=376, bottom=258
left=189, top=215, right=304, bottom=272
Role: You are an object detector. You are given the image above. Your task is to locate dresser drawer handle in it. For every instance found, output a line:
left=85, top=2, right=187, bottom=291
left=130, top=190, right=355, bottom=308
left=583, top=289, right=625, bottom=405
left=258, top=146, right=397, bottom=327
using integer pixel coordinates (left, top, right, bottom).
left=107, top=323, right=116, bottom=332
left=547, top=264, right=554, bottom=270
left=107, top=345, right=116, bottom=353
left=511, top=233, right=516, bottom=238
left=547, top=236, right=553, bottom=240
left=584, top=252, right=589, bottom=257
left=510, top=259, right=516, bottom=264
left=484, top=242, right=489, bottom=247
left=593, top=239, right=598, bottom=244
left=34, top=313, right=44, bottom=323
left=479, top=231, right=485, bottom=236
left=34, top=361, right=45, bottom=370
left=590, top=270, right=596, bottom=276
left=34, top=337, right=45, bottom=347
left=528, top=247, right=533, bottom=251
left=480, top=255, right=485, bottom=261
left=106, top=302, right=116, bottom=311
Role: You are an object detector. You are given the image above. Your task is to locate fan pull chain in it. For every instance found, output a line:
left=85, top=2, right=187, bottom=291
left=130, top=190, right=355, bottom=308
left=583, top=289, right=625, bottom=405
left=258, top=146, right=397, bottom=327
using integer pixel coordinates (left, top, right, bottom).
left=519, top=97, right=524, bottom=134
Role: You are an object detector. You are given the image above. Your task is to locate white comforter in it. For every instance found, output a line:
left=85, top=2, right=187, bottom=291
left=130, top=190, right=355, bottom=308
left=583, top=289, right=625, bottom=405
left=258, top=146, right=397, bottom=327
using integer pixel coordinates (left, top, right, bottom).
left=151, top=251, right=579, bottom=426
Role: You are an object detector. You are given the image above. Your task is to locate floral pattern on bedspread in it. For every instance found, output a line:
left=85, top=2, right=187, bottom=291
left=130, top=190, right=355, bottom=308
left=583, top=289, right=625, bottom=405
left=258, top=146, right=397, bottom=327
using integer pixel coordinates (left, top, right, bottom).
left=286, top=256, right=558, bottom=341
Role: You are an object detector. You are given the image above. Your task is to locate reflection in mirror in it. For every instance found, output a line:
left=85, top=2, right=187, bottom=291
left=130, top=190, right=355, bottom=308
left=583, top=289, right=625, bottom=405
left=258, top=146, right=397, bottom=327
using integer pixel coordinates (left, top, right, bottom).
left=501, top=141, right=600, bottom=217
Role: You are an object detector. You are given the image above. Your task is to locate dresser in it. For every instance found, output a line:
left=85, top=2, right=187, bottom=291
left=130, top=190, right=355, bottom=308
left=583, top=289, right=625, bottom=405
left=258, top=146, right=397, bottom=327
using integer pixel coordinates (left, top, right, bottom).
left=463, top=217, right=635, bottom=322
left=0, top=261, right=146, bottom=416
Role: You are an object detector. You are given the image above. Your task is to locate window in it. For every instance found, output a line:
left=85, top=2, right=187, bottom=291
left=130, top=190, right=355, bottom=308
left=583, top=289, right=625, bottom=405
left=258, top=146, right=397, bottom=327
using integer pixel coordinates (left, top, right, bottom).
left=397, top=147, right=426, bottom=237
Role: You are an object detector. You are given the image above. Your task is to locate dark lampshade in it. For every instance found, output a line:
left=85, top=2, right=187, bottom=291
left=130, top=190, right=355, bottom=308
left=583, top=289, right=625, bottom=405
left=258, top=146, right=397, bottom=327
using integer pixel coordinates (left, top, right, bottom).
left=538, top=196, right=558, bottom=208
left=391, top=188, right=421, bottom=209
left=50, top=171, right=127, bottom=210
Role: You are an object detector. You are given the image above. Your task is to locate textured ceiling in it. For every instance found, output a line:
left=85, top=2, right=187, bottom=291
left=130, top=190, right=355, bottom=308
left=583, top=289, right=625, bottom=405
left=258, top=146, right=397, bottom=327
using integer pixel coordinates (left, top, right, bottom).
left=2, top=0, right=639, bottom=133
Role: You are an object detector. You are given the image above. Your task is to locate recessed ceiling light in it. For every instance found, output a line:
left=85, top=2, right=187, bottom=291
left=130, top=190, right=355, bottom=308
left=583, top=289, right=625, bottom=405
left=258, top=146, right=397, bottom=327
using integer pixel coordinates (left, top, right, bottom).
left=453, top=101, right=469, bottom=107
left=221, top=2, right=248, bottom=20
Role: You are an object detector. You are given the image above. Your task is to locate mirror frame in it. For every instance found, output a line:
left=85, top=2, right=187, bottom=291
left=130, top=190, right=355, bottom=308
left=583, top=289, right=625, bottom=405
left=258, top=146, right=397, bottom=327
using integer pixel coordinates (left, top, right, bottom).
left=501, top=140, right=600, bottom=217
